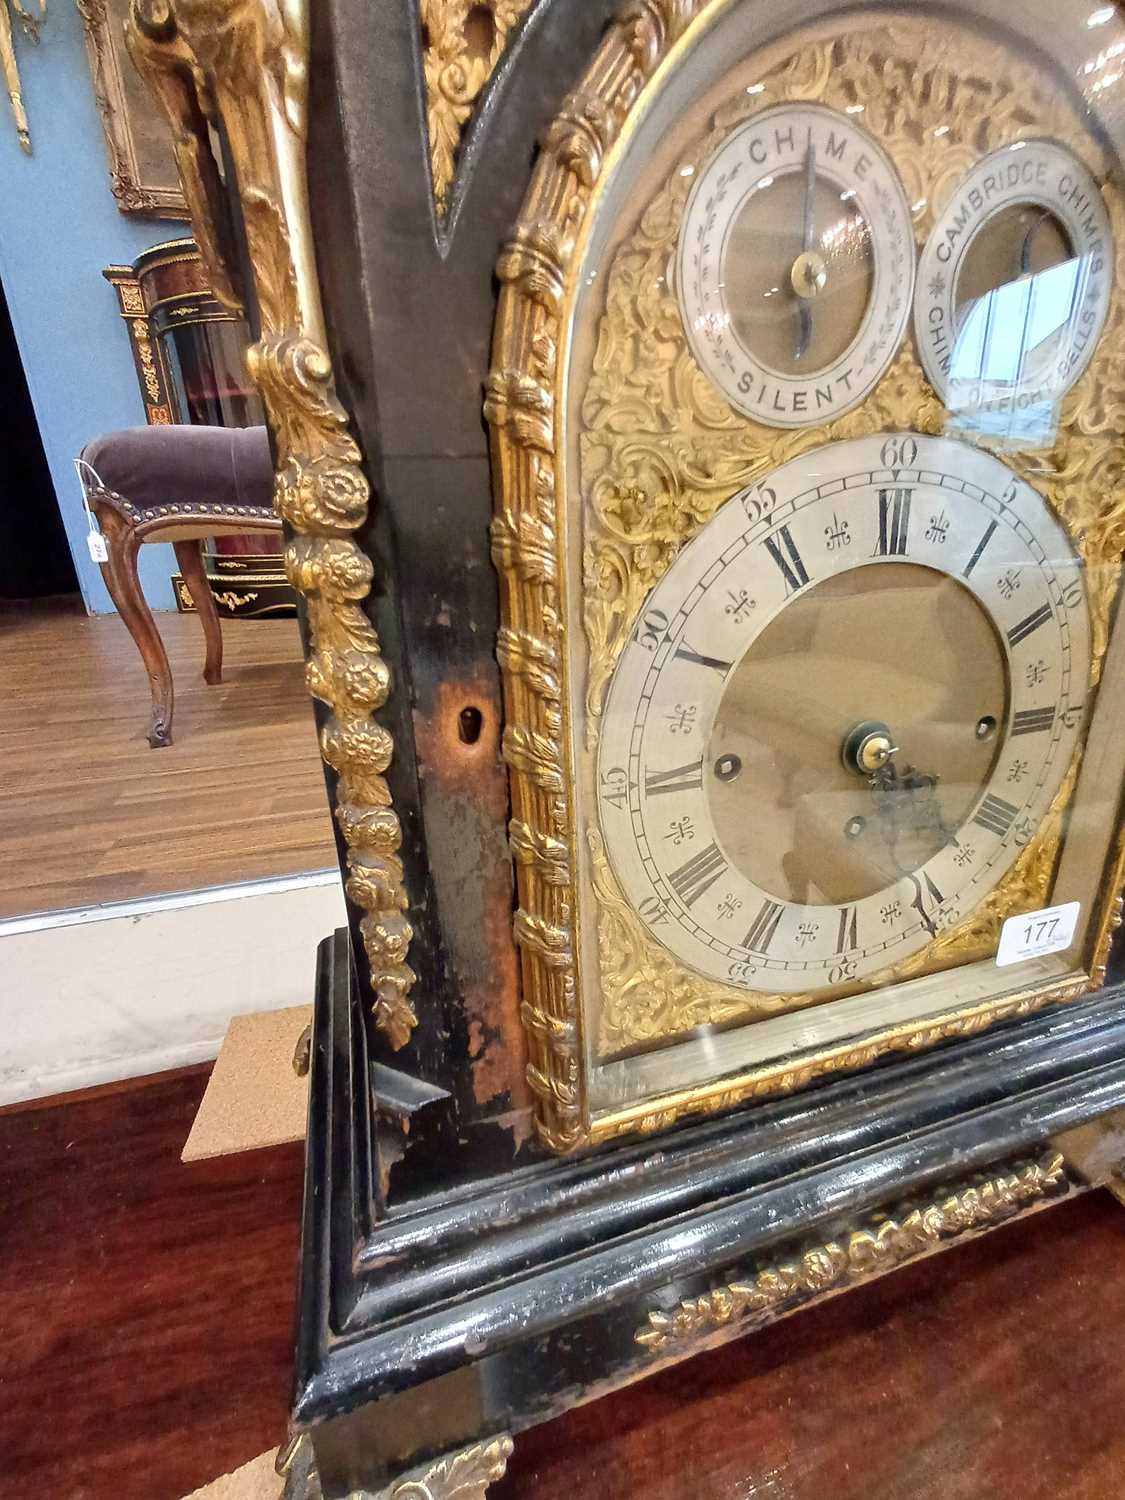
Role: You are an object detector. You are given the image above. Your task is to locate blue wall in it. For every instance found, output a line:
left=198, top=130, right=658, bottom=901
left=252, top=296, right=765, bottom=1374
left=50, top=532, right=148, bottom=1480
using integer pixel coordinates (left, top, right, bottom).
left=0, top=0, right=179, bottom=611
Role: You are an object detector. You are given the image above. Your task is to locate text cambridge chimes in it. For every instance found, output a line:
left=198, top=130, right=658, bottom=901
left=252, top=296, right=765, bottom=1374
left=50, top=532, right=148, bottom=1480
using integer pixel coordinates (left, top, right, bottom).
left=128, top=1, right=1125, bottom=1494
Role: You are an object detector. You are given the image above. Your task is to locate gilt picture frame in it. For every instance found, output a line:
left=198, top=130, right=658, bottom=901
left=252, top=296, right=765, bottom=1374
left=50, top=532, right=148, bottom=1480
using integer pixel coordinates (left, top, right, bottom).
left=79, top=0, right=188, bottom=219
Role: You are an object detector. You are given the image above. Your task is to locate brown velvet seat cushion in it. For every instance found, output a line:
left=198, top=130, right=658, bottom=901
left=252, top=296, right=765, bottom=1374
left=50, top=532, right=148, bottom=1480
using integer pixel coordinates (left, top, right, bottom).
left=81, top=425, right=274, bottom=514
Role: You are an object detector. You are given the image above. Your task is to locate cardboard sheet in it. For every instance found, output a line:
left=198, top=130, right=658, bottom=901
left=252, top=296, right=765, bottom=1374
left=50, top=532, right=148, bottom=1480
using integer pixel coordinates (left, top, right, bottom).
left=184, top=1449, right=281, bottom=1500
left=182, top=1005, right=311, bottom=1162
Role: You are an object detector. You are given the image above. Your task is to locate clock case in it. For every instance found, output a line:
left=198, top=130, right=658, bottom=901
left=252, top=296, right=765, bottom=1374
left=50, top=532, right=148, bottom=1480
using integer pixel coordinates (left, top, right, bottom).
left=126, top=0, right=1125, bottom=1494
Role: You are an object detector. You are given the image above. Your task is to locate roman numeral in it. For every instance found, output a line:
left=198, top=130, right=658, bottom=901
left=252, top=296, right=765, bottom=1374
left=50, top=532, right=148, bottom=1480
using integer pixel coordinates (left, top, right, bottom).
left=874, top=487, right=912, bottom=555
left=674, top=643, right=732, bottom=677
left=765, top=524, right=811, bottom=595
left=836, top=905, right=858, bottom=953
left=668, top=841, right=727, bottom=908
left=1007, top=604, right=1053, bottom=648
left=645, top=761, right=704, bottom=796
left=1012, top=706, right=1055, bottom=736
left=974, top=793, right=1018, bottom=838
left=743, top=899, right=784, bottom=954
left=963, top=520, right=998, bottom=578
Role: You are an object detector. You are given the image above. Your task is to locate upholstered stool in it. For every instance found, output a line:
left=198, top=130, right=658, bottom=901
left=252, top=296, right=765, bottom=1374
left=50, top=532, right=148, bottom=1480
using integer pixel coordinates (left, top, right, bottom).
left=78, top=425, right=279, bottom=747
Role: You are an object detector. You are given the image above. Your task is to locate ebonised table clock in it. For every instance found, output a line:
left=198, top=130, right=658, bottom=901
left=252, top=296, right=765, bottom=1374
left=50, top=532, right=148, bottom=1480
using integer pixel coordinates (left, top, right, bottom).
left=129, top=0, right=1125, bottom=1493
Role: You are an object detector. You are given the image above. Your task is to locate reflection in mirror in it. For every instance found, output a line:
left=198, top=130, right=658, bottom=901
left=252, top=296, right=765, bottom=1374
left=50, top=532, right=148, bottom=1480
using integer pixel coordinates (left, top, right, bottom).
left=1, top=239, right=342, bottom=1109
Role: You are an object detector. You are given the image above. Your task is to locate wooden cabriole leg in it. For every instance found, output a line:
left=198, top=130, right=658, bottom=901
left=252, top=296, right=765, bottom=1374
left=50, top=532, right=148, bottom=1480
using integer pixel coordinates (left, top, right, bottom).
left=173, top=538, right=224, bottom=685
left=95, top=505, right=175, bottom=748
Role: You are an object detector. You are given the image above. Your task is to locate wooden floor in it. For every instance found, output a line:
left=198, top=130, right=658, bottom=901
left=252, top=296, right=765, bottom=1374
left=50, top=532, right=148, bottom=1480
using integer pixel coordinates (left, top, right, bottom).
left=4, top=1070, right=1125, bottom=1499
left=0, top=600, right=336, bottom=918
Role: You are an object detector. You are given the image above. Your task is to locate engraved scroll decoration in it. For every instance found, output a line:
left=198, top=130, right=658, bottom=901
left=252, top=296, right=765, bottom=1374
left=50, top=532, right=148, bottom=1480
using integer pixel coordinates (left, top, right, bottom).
left=488, top=2, right=1125, bottom=1149
left=636, top=1150, right=1071, bottom=1352
left=422, top=0, right=534, bottom=220
left=581, top=21, right=1125, bottom=1058
left=127, top=0, right=417, bottom=1048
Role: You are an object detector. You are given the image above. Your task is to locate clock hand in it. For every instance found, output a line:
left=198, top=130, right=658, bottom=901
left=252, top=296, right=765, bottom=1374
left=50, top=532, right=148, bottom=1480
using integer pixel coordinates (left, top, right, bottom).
left=794, top=141, right=818, bottom=361
left=1019, top=212, right=1052, bottom=276
left=841, top=721, right=958, bottom=876
left=802, top=141, right=817, bottom=257
left=906, top=871, right=940, bottom=938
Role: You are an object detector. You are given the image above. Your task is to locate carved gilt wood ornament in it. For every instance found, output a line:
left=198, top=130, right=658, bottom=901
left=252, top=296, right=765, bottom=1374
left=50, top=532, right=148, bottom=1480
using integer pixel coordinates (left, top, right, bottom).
left=487, top=0, right=1125, bottom=1150
left=126, top=0, right=417, bottom=1048
left=636, top=1150, right=1072, bottom=1352
left=377, top=1436, right=514, bottom=1500
left=422, top=0, right=534, bottom=219
left=79, top=0, right=189, bottom=216
left=279, top=1433, right=514, bottom=1500
left=0, top=0, right=43, bottom=152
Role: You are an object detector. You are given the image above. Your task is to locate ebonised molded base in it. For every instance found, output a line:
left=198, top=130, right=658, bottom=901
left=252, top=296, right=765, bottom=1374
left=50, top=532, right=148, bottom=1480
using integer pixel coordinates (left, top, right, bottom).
left=294, top=929, right=1125, bottom=1497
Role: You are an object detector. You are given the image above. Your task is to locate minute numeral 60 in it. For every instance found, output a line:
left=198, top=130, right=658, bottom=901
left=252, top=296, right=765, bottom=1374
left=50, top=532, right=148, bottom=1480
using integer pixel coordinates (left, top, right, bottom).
left=880, top=435, right=918, bottom=469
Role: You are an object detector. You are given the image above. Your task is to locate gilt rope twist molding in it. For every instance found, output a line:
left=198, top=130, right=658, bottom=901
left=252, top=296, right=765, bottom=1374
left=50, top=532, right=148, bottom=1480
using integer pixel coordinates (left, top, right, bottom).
left=487, top=0, right=702, bottom=1150
left=127, top=0, right=417, bottom=1048
left=637, top=1151, right=1072, bottom=1352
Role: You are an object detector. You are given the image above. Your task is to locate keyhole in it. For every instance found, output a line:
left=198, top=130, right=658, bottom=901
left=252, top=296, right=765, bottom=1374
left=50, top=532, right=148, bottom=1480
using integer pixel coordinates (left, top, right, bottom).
left=459, top=706, right=484, bottom=745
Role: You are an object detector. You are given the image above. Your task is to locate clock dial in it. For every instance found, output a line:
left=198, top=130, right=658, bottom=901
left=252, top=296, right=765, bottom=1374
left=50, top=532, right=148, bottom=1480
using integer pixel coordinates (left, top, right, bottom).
left=676, top=103, right=914, bottom=427
left=916, top=140, right=1113, bottom=416
left=596, top=435, right=1089, bottom=993
left=491, top=0, right=1125, bottom=1144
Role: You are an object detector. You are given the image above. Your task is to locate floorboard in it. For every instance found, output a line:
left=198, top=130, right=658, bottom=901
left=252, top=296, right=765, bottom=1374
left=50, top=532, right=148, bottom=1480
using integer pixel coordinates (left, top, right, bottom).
left=0, top=1069, right=301, bottom=1500
left=3, top=1072, right=1125, bottom=1498
left=0, top=600, right=336, bottom=917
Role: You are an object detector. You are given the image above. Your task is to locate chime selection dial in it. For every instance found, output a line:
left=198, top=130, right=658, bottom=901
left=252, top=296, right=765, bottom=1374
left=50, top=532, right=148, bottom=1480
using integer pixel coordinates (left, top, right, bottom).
left=596, top=434, right=1089, bottom=993
left=915, top=139, right=1113, bottom=415
left=676, top=102, right=915, bottom=427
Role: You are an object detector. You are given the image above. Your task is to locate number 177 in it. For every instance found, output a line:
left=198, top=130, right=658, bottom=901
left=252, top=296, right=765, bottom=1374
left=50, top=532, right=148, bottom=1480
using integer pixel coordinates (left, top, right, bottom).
left=1023, top=916, right=1060, bottom=946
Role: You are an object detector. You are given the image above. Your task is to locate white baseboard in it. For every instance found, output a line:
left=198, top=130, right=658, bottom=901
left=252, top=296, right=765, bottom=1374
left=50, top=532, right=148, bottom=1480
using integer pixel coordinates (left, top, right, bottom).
left=0, top=870, right=347, bottom=1106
